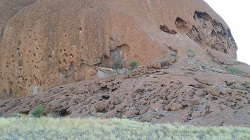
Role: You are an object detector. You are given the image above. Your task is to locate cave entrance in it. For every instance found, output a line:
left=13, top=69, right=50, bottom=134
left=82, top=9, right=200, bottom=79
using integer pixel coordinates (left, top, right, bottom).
left=100, top=44, right=130, bottom=69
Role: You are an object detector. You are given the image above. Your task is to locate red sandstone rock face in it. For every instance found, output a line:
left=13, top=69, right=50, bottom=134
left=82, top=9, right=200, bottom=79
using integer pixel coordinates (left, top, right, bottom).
left=0, top=0, right=238, bottom=98
left=1, top=0, right=249, bottom=128
left=0, top=0, right=37, bottom=34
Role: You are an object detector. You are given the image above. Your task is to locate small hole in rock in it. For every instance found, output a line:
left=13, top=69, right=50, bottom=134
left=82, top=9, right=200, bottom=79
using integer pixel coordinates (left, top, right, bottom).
left=101, top=86, right=109, bottom=92
left=160, top=25, right=177, bottom=34
left=58, top=108, right=70, bottom=117
left=102, top=95, right=110, bottom=100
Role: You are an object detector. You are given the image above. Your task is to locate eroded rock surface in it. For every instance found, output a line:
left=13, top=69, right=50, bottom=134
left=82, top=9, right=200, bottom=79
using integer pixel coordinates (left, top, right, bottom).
left=0, top=0, right=238, bottom=98
left=187, top=11, right=237, bottom=58
left=1, top=60, right=250, bottom=127
left=0, top=0, right=249, bottom=128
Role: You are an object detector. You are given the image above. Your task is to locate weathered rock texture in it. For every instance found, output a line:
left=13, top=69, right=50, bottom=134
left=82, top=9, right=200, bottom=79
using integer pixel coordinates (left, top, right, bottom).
left=0, top=0, right=238, bottom=98
left=1, top=0, right=249, bottom=128
left=1, top=61, right=250, bottom=127
left=0, top=0, right=37, bottom=36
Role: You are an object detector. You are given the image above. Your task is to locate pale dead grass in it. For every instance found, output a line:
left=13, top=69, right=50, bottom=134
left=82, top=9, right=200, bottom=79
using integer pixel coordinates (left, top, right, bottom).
left=0, top=117, right=249, bottom=140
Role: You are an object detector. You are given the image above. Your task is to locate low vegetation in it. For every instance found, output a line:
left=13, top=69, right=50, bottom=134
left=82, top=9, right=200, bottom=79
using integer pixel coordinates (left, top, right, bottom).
left=0, top=117, right=249, bottom=140
left=129, top=61, right=138, bottom=69
left=227, top=67, right=243, bottom=75
left=30, top=105, right=45, bottom=117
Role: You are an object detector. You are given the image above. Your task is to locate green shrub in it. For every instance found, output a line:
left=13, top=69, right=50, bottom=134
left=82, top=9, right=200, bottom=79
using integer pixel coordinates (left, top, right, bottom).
left=227, top=67, right=243, bottom=75
left=113, top=60, right=123, bottom=69
left=31, top=105, right=44, bottom=117
left=129, top=61, right=137, bottom=69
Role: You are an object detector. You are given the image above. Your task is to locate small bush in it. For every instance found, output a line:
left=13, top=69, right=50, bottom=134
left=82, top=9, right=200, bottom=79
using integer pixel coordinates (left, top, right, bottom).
left=129, top=61, right=137, bottom=69
left=31, top=105, right=44, bottom=117
left=227, top=67, right=243, bottom=75
left=113, top=60, right=123, bottom=69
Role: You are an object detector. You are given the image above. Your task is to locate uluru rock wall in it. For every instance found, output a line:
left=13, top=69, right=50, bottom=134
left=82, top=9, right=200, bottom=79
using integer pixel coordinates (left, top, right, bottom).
left=0, top=0, right=238, bottom=98
left=0, top=0, right=37, bottom=33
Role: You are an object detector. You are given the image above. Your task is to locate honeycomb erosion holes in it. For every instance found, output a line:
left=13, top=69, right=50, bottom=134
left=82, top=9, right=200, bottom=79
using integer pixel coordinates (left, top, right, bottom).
left=0, top=0, right=241, bottom=102
left=0, top=0, right=250, bottom=127
left=0, top=10, right=239, bottom=98
left=187, top=11, right=237, bottom=58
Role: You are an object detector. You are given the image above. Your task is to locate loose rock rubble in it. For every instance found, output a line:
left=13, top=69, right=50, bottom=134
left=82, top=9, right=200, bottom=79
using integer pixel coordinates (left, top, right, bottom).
left=1, top=59, right=249, bottom=127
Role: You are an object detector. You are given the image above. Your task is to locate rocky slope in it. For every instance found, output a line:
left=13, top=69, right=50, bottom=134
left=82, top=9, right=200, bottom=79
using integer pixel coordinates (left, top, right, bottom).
left=0, top=0, right=238, bottom=98
left=0, top=0, right=250, bottom=127
left=1, top=60, right=250, bottom=127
